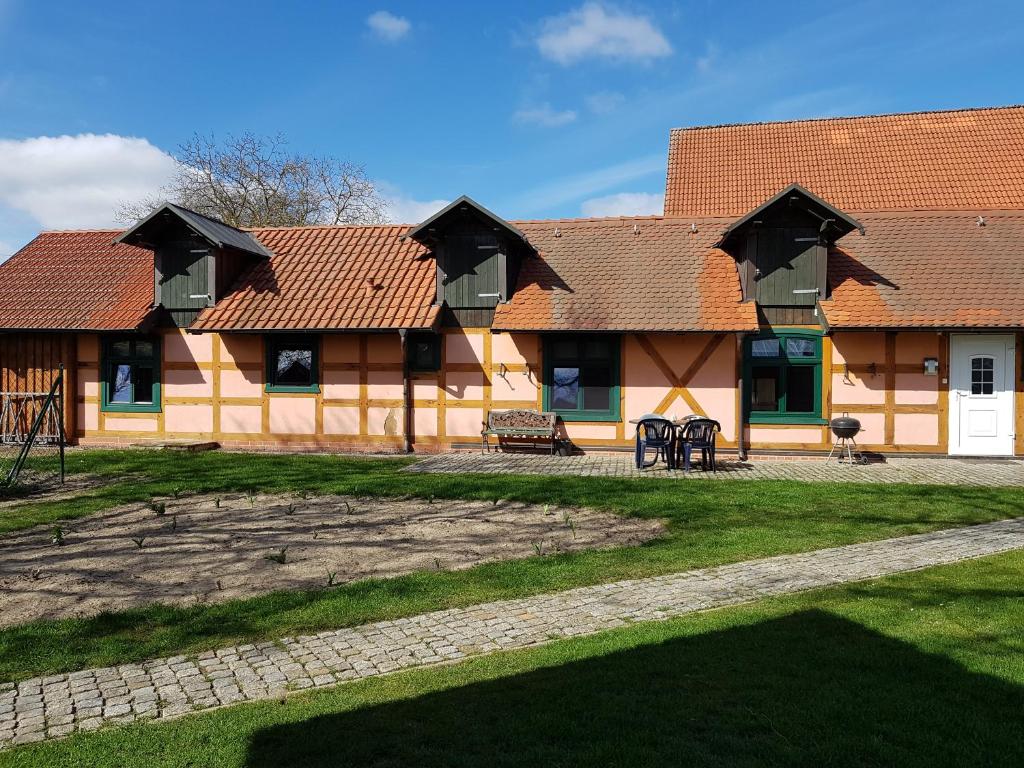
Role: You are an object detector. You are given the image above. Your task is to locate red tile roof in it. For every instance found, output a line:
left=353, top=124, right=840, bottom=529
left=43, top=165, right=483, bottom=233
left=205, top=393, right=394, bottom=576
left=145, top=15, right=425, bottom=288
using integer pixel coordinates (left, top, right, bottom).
left=665, top=106, right=1024, bottom=217
left=0, top=231, right=153, bottom=331
left=821, top=211, right=1024, bottom=329
left=191, top=225, right=439, bottom=331
left=493, top=217, right=758, bottom=332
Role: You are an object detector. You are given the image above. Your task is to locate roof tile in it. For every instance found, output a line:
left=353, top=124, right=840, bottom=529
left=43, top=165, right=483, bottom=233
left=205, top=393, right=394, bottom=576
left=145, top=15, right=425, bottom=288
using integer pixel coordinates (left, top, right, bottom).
left=665, top=106, right=1024, bottom=216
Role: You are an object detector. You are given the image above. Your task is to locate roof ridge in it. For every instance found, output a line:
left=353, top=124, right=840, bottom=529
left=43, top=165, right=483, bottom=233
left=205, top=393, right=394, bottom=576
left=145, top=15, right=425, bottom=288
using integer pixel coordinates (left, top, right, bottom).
left=37, top=228, right=124, bottom=234
left=669, top=103, right=1024, bottom=134
left=248, top=222, right=411, bottom=233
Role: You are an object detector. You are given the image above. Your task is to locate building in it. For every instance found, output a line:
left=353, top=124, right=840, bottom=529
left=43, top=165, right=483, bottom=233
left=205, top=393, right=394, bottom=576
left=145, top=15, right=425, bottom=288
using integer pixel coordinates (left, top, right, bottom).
left=1, top=106, right=1023, bottom=457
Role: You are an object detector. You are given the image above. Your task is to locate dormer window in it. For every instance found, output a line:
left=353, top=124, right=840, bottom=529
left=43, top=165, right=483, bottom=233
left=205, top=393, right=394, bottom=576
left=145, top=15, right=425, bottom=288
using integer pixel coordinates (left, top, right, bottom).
left=718, top=184, right=863, bottom=310
left=117, top=202, right=272, bottom=327
left=406, top=196, right=534, bottom=327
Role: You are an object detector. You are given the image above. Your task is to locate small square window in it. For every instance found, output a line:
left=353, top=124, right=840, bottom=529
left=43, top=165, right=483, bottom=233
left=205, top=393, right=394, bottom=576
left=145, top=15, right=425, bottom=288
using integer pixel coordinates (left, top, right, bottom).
left=266, top=336, right=319, bottom=393
left=408, top=334, right=441, bottom=372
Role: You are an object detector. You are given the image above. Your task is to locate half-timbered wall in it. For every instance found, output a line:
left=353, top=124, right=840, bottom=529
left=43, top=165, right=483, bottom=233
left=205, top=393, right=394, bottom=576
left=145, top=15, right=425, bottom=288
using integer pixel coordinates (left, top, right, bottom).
left=69, top=327, right=1023, bottom=456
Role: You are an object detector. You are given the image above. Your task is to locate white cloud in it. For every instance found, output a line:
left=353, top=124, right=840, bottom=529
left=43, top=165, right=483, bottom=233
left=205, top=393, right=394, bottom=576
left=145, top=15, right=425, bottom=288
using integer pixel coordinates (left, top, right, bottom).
left=513, top=103, right=578, bottom=127
left=536, top=3, right=672, bottom=65
left=696, top=41, right=718, bottom=73
left=367, top=10, right=411, bottom=42
left=0, top=133, right=177, bottom=230
left=581, top=191, right=663, bottom=217
left=0, top=240, right=13, bottom=261
left=383, top=194, right=449, bottom=225
left=511, top=153, right=664, bottom=214
left=585, top=90, right=625, bottom=114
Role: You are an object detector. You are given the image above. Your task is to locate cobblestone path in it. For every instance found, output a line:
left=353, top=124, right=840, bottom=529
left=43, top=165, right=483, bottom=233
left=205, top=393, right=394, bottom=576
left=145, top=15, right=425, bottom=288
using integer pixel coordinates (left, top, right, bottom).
left=406, top=453, right=1024, bottom=486
left=3, top=516, right=1022, bottom=748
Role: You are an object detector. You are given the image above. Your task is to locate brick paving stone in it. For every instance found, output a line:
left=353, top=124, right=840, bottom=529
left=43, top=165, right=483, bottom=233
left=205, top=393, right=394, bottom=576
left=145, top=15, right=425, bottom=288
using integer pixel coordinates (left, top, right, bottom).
left=405, top=453, right=1024, bottom=486
left=2, top=516, right=1023, bottom=751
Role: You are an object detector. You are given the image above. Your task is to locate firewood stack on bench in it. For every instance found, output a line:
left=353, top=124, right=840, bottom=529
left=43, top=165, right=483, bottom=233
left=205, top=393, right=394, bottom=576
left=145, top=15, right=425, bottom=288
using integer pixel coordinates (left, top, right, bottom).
left=481, top=409, right=558, bottom=454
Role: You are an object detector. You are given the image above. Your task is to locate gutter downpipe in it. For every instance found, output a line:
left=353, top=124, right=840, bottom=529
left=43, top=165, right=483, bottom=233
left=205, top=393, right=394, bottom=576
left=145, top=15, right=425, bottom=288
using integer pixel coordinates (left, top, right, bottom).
left=398, top=329, right=412, bottom=454
left=736, top=331, right=749, bottom=462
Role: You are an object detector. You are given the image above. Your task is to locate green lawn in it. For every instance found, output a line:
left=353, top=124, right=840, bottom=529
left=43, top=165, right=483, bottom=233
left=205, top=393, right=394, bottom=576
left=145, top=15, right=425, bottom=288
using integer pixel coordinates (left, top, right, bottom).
left=5, top=548, right=1023, bottom=767
left=0, top=449, right=1021, bottom=683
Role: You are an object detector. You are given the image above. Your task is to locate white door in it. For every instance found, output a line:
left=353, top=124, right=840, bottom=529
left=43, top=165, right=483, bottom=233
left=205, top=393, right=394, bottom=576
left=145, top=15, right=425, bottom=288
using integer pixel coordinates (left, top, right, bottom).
left=949, top=335, right=1016, bottom=456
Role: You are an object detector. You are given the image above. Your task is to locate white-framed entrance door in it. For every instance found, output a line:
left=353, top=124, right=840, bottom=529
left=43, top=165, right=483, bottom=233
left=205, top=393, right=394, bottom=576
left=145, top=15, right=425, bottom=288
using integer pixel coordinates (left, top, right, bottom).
left=949, top=334, right=1016, bottom=456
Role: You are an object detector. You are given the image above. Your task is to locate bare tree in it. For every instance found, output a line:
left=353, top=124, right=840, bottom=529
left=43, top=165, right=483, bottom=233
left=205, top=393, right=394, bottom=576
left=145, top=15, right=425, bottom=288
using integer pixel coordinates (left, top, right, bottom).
left=119, top=133, right=388, bottom=227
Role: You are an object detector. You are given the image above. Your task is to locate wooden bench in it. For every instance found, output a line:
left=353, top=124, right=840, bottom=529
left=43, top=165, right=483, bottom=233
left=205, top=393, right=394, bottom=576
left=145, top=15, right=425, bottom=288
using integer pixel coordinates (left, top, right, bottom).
left=482, top=409, right=558, bottom=454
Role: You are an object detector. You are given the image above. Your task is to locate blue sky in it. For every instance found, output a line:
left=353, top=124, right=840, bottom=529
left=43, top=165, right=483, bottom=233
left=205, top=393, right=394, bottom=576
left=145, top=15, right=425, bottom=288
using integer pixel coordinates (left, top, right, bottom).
left=1, top=0, right=1023, bottom=259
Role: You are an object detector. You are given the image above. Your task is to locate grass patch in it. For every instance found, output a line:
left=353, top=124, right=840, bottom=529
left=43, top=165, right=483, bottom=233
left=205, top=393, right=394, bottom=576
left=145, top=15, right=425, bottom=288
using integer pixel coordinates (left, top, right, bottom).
left=0, top=449, right=1021, bottom=683
left=5, top=549, right=1023, bottom=767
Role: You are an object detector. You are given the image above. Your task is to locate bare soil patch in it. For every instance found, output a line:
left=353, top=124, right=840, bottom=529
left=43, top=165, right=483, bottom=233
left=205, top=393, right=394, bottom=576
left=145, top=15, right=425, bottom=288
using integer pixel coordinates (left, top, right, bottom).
left=0, top=492, right=663, bottom=627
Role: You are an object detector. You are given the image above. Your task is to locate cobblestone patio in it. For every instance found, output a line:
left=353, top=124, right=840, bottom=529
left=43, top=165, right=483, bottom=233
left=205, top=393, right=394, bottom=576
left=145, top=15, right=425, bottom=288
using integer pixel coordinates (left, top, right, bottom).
left=405, top=453, right=1024, bottom=486
left=3, top=516, right=1023, bottom=749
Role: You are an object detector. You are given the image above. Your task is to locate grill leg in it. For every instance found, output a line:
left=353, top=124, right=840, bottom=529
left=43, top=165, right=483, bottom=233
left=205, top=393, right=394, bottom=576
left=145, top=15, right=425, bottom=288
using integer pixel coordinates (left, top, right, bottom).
left=826, top=437, right=840, bottom=463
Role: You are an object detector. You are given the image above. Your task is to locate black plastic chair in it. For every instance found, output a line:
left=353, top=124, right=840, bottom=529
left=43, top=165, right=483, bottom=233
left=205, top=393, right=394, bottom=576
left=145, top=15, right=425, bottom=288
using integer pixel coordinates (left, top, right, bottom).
left=635, top=417, right=676, bottom=470
left=676, top=418, right=721, bottom=472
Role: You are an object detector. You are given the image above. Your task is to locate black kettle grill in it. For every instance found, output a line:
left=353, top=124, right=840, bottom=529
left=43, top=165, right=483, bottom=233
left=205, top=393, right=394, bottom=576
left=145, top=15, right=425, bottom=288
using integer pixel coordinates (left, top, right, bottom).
left=826, top=415, right=864, bottom=464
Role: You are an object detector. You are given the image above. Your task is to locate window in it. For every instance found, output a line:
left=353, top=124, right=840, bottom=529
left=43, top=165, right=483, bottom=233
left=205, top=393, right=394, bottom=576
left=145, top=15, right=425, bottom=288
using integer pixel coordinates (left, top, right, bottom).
left=744, top=332, right=824, bottom=424
left=265, top=335, right=319, bottom=393
left=971, top=356, right=995, bottom=396
left=102, top=337, right=161, bottom=413
left=407, top=333, right=441, bottom=372
left=543, top=335, right=620, bottom=422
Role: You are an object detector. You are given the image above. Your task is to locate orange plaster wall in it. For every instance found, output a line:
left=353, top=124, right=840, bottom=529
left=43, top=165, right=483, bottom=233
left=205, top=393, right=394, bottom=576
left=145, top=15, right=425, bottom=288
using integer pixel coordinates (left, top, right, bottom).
left=165, top=330, right=212, bottom=363
left=412, top=378, right=438, bottom=401
left=367, top=335, right=401, bottom=364
left=322, top=406, right=360, bottom=435
left=366, top=370, right=403, bottom=400
left=748, top=426, right=823, bottom=444
left=322, top=335, right=359, bottom=364
left=322, top=369, right=360, bottom=400
left=831, top=332, right=885, bottom=365
left=844, top=412, right=886, bottom=445
left=446, top=407, right=483, bottom=438
left=219, top=335, right=261, bottom=365
left=446, top=371, right=484, bottom=401
left=164, top=368, right=213, bottom=399
left=165, top=404, right=213, bottom=434
left=413, top=406, right=438, bottom=437
left=269, top=397, right=316, bottom=434
left=895, top=413, right=939, bottom=445
left=492, top=370, right=536, bottom=402
left=894, top=373, right=939, bottom=405
left=491, top=333, right=537, bottom=367
left=103, top=416, right=158, bottom=432
left=445, top=332, right=484, bottom=365
left=220, top=367, right=263, bottom=399
left=831, top=371, right=886, bottom=405
left=564, top=423, right=617, bottom=440
left=622, top=334, right=738, bottom=443
left=221, top=405, right=262, bottom=434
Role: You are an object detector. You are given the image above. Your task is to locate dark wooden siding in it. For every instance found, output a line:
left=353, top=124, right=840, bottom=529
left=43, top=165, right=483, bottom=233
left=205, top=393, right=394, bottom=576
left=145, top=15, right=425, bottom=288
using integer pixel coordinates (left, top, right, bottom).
left=438, top=231, right=502, bottom=310
left=0, top=332, right=77, bottom=438
left=753, top=227, right=820, bottom=306
left=157, top=239, right=209, bottom=327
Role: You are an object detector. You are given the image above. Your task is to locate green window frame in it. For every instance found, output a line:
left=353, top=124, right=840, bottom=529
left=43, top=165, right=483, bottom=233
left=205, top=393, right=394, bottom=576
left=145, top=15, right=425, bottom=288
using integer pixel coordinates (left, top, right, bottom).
left=101, top=336, right=161, bottom=413
left=407, top=332, right=441, bottom=372
left=265, top=335, right=320, bottom=393
left=743, top=330, right=826, bottom=424
left=542, top=334, right=621, bottom=422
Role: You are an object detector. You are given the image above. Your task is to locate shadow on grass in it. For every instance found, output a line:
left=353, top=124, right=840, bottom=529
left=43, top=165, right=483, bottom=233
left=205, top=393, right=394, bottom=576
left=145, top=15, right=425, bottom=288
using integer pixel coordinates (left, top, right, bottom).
left=245, top=610, right=1024, bottom=768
